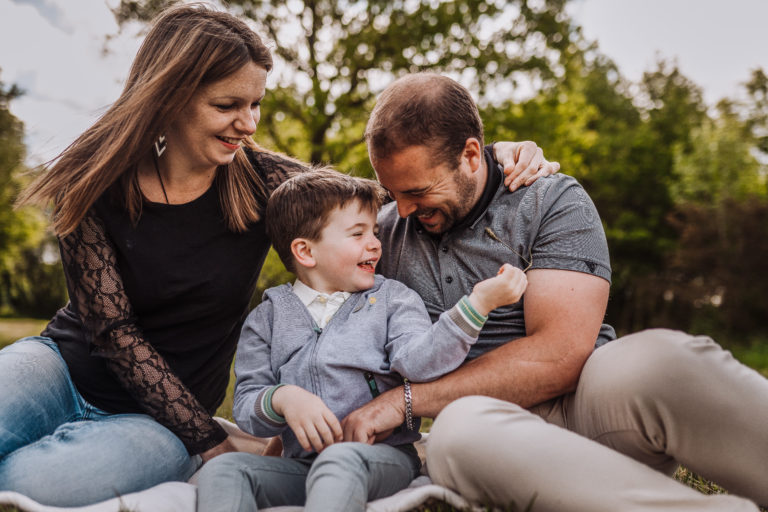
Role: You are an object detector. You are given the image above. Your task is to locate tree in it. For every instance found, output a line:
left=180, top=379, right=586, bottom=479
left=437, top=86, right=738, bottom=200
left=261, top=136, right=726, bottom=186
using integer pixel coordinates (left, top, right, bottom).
left=115, top=0, right=574, bottom=171
left=0, top=71, right=66, bottom=317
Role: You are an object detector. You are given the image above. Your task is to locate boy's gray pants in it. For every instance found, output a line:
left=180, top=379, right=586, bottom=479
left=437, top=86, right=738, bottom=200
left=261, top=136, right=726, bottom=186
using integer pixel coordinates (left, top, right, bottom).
left=427, top=329, right=767, bottom=511
left=196, top=441, right=419, bottom=512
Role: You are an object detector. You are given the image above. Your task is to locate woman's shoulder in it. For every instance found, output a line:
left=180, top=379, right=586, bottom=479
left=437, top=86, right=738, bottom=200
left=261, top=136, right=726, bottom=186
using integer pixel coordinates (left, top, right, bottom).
left=243, top=146, right=310, bottom=193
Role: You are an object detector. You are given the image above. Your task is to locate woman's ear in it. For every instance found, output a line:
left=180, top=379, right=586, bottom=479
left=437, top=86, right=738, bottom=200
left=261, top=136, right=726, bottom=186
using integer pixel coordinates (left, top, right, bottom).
left=291, top=238, right=316, bottom=269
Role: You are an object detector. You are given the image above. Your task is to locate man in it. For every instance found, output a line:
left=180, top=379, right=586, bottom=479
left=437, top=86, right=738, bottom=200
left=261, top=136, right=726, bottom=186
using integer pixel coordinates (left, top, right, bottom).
left=341, top=73, right=768, bottom=511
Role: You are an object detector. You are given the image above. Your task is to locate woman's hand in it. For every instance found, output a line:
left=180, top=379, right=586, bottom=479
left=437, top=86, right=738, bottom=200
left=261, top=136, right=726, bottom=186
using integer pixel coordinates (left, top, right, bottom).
left=272, top=385, right=343, bottom=453
left=200, top=436, right=237, bottom=463
left=493, top=141, right=561, bottom=191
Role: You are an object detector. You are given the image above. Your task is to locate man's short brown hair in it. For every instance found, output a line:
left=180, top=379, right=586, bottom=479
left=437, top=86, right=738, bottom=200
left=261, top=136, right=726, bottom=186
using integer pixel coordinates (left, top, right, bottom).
left=364, top=73, right=484, bottom=169
left=266, top=168, right=385, bottom=273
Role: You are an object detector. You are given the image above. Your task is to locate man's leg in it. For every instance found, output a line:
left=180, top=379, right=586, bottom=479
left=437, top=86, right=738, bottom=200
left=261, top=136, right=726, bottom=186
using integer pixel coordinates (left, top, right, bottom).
left=196, top=452, right=310, bottom=512
left=570, top=328, right=768, bottom=505
left=427, top=396, right=758, bottom=511
left=304, top=442, right=420, bottom=512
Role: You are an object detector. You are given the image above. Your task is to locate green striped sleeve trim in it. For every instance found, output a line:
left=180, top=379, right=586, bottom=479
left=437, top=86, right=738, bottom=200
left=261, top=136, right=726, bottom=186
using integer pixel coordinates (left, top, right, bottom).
left=255, top=384, right=287, bottom=427
left=458, top=295, right=488, bottom=328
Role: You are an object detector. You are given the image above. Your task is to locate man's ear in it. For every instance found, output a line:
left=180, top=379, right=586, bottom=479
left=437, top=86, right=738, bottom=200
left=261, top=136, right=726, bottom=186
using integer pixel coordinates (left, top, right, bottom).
left=462, top=137, right=483, bottom=174
left=291, top=238, right=316, bottom=269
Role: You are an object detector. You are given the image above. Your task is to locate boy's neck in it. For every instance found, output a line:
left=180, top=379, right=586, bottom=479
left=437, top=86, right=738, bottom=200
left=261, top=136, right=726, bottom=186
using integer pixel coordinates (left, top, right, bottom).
left=294, top=271, right=342, bottom=296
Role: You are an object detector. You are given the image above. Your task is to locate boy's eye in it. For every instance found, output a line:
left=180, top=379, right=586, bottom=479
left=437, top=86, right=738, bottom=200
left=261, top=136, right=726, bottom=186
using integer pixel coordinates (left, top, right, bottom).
left=352, top=232, right=363, bottom=237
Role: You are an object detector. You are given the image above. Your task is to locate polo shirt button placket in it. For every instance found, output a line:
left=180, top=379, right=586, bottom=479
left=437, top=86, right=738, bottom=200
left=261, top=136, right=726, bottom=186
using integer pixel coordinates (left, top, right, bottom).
left=445, top=276, right=453, bottom=284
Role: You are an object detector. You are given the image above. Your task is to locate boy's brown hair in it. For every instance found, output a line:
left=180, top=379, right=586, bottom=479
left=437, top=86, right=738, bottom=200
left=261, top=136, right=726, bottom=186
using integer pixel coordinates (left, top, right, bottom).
left=266, top=168, right=385, bottom=273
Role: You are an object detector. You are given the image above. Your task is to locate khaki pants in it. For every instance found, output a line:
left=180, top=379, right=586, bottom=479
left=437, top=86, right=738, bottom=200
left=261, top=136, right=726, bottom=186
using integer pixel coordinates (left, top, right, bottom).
left=427, top=329, right=767, bottom=511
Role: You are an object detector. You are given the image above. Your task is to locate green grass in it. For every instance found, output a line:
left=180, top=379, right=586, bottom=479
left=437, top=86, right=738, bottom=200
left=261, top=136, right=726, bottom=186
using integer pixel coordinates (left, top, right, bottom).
left=0, top=318, right=48, bottom=347
left=2, top=319, right=767, bottom=511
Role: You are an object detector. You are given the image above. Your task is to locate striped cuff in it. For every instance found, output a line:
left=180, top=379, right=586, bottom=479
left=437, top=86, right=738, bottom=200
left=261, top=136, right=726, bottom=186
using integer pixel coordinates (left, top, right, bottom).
left=447, top=295, right=488, bottom=337
left=254, top=384, right=287, bottom=427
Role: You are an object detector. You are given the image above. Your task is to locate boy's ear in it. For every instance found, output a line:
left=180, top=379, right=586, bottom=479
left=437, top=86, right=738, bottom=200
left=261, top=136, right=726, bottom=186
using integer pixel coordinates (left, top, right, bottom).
left=290, top=238, right=316, bottom=269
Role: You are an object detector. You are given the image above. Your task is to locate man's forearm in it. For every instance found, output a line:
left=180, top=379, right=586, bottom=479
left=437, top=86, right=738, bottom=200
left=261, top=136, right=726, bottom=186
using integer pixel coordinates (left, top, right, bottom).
left=410, top=331, right=592, bottom=418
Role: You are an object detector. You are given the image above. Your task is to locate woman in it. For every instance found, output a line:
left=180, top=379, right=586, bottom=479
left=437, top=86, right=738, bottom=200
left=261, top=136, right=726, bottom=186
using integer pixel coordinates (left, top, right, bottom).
left=1, top=4, right=552, bottom=506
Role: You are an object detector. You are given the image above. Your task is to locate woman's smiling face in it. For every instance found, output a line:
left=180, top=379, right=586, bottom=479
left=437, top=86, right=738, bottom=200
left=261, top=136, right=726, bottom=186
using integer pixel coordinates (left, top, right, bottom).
left=164, top=61, right=268, bottom=173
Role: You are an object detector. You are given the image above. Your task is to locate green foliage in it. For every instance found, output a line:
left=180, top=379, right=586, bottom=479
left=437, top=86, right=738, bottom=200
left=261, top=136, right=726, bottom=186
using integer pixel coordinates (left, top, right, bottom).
left=115, top=0, right=573, bottom=173
left=0, top=71, right=65, bottom=318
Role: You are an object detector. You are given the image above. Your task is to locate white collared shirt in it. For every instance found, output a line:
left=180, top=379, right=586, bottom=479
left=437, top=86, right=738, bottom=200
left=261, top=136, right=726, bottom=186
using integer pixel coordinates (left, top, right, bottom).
left=292, top=280, right=352, bottom=329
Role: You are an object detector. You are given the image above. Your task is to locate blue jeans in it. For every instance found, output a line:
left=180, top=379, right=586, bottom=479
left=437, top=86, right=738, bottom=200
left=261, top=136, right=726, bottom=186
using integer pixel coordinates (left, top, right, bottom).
left=196, top=442, right=420, bottom=512
left=0, top=337, right=200, bottom=506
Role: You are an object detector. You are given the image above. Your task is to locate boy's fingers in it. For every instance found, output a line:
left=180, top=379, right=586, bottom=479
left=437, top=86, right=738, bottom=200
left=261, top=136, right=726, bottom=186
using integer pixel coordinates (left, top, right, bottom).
left=324, top=410, right=344, bottom=441
left=305, top=425, right=325, bottom=452
left=315, top=419, right=336, bottom=448
left=294, top=428, right=311, bottom=453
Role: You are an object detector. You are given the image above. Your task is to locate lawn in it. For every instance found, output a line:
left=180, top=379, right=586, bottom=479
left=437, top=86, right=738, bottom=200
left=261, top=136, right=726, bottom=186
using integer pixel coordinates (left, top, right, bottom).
left=2, top=319, right=767, bottom=511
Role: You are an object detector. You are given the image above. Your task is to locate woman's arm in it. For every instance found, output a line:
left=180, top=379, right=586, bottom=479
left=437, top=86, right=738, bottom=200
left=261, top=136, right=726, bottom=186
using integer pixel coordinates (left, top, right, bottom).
left=59, top=214, right=228, bottom=456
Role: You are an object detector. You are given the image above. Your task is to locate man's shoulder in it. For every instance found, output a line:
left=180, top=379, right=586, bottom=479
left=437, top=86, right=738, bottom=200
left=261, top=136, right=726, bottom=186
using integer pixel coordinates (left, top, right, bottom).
left=378, top=201, right=400, bottom=229
left=494, top=173, right=584, bottom=203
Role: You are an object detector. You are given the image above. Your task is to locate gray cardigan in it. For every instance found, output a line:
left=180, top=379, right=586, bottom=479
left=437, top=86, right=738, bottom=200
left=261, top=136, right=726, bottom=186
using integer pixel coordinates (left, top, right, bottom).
left=233, top=275, right=479, bottom=459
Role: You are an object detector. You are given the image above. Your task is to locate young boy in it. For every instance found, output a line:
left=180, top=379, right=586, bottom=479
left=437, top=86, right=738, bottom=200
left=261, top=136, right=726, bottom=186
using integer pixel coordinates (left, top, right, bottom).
left=196, top=169, right=527, bottom=512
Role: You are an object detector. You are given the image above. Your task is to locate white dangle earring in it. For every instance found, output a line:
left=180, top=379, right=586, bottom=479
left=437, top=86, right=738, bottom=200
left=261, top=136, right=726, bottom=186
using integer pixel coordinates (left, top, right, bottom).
left=154, top=135, right=167, bottom=157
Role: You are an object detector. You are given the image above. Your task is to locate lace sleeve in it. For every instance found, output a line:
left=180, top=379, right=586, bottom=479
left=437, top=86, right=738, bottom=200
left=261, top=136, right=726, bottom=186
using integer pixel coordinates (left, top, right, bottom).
left=247, top=147, right=311, bottom=194
left=59, top=214, right=227, bottom=455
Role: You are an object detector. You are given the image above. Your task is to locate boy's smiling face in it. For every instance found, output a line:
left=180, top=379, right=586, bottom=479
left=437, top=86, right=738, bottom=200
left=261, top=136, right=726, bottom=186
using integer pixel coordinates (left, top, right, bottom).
left=302, top=199, right=381, bottom=294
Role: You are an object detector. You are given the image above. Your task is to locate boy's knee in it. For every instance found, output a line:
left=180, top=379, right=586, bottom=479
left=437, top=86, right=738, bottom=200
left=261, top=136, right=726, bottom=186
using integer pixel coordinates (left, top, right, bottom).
left=312, top=442, right=366, bottom=469
left=198, top=452, right=257, bottom=480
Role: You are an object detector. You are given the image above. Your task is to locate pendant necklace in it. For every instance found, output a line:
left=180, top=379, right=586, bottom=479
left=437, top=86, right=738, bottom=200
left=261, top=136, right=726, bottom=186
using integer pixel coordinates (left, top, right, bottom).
left=152, top=153, right=170, bottom=204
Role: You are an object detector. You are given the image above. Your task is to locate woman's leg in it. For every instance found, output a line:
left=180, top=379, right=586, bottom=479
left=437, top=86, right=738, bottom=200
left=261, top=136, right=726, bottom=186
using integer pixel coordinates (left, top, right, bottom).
left=0, top=337, right=198, bottom=506
left=304, top=442, right=421, bottom=512
left=0, top=337, right=81, bottom=458
left=196, top=453, right=310, bottom=512
left=0, top=411, right=198, bottom=506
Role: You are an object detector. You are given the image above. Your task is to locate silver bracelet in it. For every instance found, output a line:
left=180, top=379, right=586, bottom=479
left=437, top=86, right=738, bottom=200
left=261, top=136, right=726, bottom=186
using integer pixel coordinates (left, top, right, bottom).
left=403, top=378, right=414, bottom=431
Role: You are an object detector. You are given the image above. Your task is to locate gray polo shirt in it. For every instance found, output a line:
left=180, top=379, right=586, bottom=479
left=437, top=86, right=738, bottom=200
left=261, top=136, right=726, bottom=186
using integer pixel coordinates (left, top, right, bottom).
left=377, top=165, right=616, bottom=359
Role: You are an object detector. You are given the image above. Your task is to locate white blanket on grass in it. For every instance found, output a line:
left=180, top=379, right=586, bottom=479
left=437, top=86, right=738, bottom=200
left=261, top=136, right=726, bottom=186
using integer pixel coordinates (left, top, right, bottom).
left=0, top=476, right=482, bottom=512
left=0, top=423, right=483, bottom=512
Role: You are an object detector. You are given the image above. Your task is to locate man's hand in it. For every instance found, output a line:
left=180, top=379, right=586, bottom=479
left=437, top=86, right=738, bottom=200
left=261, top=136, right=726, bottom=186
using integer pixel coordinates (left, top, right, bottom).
left=272, top=385, right=342, bottom=453
left=494, top=141, right=561, bottom=191
left=200, top=436, right=237, bottom=463
left=468, top=264, right=528, bottom=316
left=341, top=387, right=406, bottom=444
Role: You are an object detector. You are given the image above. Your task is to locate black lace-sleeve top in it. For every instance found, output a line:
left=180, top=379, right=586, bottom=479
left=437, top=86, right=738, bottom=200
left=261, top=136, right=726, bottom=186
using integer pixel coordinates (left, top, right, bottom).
left=42, top=148, right=307, bottom=454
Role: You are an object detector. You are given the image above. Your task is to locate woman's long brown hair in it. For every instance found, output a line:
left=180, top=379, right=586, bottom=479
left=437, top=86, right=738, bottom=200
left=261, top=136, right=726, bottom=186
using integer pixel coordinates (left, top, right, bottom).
left=16, top=4, right=273, bottom=235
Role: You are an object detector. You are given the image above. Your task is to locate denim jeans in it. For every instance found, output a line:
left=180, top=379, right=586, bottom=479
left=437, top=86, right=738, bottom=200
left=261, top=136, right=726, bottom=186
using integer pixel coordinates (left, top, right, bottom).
left=0, top=337, right=200, bottom=506
left=196, top=442, right=420, bottom=512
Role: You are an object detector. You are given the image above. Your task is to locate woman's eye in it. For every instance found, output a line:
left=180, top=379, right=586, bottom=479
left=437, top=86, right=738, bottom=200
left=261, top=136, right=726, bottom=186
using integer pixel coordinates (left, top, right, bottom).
left=215, top=104, right=235, bottom=110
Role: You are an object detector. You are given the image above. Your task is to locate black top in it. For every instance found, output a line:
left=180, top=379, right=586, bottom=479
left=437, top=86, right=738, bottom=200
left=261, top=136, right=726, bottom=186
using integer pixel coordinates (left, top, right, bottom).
left=42, top=148, right=306, bottom=454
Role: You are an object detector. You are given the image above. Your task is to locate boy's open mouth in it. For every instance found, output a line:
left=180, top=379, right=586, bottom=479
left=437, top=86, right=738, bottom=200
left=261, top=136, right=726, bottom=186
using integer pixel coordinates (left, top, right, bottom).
left=357, top=260, right=376, bottom=272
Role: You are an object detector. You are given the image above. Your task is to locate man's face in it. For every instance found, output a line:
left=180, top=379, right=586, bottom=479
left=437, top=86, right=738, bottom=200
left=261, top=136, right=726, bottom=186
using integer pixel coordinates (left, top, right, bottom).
left=372, top=145, right=477, bottom=234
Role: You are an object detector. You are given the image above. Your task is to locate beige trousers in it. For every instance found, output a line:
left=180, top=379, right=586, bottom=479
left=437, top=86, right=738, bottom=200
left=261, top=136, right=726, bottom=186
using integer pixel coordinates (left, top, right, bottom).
left=426, top=329, right=767, bottom=511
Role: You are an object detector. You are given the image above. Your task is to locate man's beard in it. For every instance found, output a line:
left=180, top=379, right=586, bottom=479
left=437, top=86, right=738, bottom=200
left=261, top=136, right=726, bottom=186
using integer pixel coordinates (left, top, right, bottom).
left=412, top=170, right=477, bottom=234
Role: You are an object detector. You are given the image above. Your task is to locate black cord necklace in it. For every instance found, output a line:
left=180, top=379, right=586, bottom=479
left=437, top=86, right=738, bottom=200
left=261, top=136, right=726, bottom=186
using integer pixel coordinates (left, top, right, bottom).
left=152, top=153, right=170, bottom=204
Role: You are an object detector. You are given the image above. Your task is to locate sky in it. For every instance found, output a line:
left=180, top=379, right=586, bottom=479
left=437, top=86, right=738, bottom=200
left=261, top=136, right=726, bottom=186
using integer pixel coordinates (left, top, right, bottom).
left=1, top=0, right=767, bottom=165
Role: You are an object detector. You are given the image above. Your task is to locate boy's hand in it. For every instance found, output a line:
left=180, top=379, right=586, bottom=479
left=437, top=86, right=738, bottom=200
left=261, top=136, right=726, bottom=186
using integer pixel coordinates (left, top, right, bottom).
left=468, top=264, right=528, bottom=316
left=272, top=385, right=343, bottom=453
